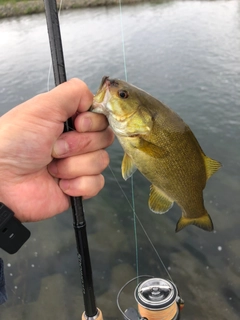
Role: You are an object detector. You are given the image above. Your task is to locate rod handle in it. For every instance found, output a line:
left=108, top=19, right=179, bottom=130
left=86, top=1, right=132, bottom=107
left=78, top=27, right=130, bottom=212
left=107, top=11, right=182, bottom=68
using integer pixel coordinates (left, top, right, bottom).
left=82, top=308, right=103, bottom=320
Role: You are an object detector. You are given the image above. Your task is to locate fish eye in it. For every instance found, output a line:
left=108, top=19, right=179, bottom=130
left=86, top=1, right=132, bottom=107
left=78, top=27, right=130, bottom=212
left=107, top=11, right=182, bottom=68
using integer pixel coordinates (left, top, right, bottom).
left=118, top=90, right=129, bottom=99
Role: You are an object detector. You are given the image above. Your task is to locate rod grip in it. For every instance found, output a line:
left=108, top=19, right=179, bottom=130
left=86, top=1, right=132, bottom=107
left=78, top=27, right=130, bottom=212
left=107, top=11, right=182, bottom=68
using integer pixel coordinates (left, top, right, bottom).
left=82, top=308, right=103, bottom=320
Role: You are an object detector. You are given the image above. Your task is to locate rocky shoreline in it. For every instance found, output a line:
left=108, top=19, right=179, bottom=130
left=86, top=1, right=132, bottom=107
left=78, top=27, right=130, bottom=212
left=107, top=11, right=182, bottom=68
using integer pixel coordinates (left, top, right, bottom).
left=0, top=0, right=145, bottom=19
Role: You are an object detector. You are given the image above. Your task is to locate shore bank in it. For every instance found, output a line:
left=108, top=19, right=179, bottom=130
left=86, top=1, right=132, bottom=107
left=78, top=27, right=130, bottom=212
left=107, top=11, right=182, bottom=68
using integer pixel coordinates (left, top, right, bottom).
left=0, top=0, right=146, bottom=19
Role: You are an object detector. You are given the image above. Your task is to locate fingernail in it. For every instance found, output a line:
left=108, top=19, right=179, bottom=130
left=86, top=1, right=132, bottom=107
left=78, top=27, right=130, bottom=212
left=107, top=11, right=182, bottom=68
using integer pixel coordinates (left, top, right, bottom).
left=81, top=116, right=92, bottom=132
left=59, top=179, right=70, bottom=191
left=48, top=161, right=58, bottom=175
left=53, top=139, right=69, bottom=156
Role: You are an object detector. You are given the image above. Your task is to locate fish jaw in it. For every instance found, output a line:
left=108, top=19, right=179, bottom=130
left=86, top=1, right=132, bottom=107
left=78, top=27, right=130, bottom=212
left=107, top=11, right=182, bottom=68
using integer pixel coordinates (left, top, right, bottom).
left=93, top=76, right=137, bottom=119
left=92, top=80, right=112, bottom=117
left=92, top=77, right=140, bottom=137
left=92, top=77, right=124, bottom=119
left=92, top=86, right=129, bottom=136
left=91, top=102, right=107, bottom=115
left=92, top=76, right=154, bottom=137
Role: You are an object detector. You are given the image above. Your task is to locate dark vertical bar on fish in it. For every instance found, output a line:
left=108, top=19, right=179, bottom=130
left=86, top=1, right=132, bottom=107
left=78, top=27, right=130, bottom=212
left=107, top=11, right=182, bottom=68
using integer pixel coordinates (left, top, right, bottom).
left=43, top=0, right=98, bottom=317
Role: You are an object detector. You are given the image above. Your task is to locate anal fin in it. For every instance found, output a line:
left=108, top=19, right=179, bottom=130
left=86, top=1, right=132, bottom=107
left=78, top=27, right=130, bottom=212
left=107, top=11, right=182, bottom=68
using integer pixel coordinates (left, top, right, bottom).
left=121, top=153, right=137, bottom=181
left=148, top=185, right=173, bottom=214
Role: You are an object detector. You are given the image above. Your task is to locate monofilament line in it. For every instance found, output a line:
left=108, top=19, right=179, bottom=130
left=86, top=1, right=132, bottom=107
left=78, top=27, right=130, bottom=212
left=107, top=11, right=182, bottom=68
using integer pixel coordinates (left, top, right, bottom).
left=108, top=165, right=173, bottom=282
left=119, top=0, right=139, bottom=280
left=119, top=0, right=128, bottom=82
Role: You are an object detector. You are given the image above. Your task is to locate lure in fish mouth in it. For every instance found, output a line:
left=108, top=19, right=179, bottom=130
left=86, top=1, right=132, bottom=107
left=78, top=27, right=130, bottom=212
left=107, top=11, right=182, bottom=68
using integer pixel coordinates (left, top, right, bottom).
left=92, top=76, right=221, bottom=232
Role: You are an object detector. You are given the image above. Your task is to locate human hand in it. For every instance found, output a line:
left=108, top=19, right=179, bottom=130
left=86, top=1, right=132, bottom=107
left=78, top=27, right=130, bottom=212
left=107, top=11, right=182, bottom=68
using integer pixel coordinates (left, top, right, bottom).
left=0, top=79, right=114, bottom=222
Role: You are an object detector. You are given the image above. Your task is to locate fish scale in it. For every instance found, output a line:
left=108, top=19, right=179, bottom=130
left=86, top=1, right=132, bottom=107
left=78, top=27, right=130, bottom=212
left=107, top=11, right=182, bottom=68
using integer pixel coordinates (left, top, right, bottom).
left=92, top=76, right=221, bottom=232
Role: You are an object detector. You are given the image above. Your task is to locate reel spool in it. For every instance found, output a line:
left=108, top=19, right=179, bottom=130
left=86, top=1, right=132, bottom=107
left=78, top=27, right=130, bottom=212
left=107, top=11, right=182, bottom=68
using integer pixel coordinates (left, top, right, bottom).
left=123, top=277, right=184, bottom=320
left=135, top=278, right=183, bottom=320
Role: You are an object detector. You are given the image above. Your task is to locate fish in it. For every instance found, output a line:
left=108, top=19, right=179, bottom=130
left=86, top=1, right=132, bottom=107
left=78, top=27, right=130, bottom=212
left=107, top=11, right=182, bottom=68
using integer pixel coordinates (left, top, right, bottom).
left=91, top=76, right=221, bottom=232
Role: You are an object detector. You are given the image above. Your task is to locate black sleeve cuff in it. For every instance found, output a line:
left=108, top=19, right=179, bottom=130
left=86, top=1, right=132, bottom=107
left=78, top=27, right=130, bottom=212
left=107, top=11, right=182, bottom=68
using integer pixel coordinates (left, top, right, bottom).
left=0, top=258, right=7, bottom=305
left=0, top=203, right=30, bottom=254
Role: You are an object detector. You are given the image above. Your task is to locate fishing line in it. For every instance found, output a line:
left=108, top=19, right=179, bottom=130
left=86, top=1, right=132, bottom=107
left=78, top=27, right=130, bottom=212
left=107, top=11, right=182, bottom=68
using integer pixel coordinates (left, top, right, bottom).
left=119, top=0, right=128, bottom=82
left=118, top=0, right=139, bottom=282
left=108, top=165, right=173, bottom=282
left=118, top=1, right=174, bottom=285
left=116, top=274, right=154, bottom=319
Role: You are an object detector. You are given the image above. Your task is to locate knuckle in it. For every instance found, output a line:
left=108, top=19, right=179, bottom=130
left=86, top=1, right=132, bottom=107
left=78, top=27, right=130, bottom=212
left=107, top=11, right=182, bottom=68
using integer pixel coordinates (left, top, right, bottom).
left=98, top=150, right=110, bottom=169
left=92, top=175, right=105, bottom=196
left=78, top=134, right=92, bottom=151
left=107, top=127, right=115, bottom=145
left=68, top=77, right=86, bottom=88
left=82, top=175, right=105, bottom=198
left=66, top=132, right=91, bottom=154
left=99, top=174, right=105, bottom=190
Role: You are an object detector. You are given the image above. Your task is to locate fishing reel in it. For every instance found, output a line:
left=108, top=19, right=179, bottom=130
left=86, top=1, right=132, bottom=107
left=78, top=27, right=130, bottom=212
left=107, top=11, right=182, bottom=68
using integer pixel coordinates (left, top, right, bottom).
left=118, top=277, right=184, bottom=320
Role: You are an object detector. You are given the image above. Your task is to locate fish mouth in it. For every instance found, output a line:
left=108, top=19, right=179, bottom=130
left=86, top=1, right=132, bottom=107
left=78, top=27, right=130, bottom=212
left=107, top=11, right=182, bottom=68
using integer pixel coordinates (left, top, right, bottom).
left=91, top=76, right=113, bottom=116
left=99, top=76, right=119, bottom=90
left=90, top=101, right=108, bottom=116
left=99, top=75, right=109, bottom=90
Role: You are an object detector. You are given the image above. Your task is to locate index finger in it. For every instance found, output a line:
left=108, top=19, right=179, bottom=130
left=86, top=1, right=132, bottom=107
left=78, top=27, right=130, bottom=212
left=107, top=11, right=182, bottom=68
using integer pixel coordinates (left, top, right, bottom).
left=27, top=78, right=93, bottom=123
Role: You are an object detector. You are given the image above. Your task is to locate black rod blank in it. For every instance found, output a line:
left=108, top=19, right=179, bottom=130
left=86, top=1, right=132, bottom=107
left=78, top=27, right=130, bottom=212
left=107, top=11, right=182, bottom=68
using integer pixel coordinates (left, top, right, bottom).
left=44, top=0, right=98, bottom=316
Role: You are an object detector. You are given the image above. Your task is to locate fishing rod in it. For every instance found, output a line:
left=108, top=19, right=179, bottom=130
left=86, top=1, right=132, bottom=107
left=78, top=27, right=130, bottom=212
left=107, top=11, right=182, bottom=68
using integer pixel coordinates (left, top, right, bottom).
left=43, top=1, right=101, bottom=319
left=43, top=1, right=184, bottom=319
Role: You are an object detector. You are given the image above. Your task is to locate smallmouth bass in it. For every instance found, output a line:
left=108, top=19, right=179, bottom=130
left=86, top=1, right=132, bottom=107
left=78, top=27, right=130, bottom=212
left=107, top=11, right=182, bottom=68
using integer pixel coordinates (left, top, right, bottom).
left=92, top=76, right=221, bottom=232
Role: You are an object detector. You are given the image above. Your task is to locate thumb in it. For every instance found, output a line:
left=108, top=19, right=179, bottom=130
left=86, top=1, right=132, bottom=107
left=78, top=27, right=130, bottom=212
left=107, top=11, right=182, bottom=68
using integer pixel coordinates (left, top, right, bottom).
left=24, top=78, right=93, bottom=123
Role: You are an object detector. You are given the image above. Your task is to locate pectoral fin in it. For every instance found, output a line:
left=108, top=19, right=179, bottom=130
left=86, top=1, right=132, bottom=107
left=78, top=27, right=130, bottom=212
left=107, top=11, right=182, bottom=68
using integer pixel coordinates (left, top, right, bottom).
left=204, top=156, right=221, bottom=180
left=148, top=185, right=173, bottom=214
left=136, top=138, right=168, bottom=159
left=121, top=153, right=137, bottom=180
left=175, top=209, right=214, bottom=232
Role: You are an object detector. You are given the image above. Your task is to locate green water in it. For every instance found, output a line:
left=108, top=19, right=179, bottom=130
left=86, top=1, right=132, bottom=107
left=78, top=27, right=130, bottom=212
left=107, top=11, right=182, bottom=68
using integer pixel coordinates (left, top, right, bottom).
left=0, top=1, right=239, bottom=319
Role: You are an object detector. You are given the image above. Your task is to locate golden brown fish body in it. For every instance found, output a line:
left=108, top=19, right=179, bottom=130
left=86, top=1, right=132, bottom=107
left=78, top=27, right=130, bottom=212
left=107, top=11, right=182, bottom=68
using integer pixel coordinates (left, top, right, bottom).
left=92, top=76, right=221, bottom=232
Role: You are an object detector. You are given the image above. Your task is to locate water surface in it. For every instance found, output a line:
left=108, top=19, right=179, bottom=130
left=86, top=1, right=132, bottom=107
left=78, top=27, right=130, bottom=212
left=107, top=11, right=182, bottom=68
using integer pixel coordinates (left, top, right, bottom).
left=0, top=1, right=240, bottom=319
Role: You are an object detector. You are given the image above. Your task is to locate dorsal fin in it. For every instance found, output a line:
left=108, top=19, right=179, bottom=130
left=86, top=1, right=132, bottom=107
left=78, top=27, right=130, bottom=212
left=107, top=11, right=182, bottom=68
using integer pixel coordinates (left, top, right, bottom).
left=204, top=156, right=221, bottom=180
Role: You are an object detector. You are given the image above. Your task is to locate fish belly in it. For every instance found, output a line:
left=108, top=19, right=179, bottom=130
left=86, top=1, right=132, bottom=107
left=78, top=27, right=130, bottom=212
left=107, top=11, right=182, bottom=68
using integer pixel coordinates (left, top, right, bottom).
left=118, top=135, right=207, bottom=219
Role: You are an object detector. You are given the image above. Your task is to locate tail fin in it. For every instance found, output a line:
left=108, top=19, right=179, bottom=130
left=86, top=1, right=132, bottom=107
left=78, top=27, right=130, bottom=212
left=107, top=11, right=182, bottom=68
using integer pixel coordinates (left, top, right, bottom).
left=175, top=210, right=214, bottom=232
